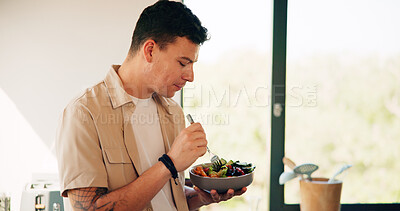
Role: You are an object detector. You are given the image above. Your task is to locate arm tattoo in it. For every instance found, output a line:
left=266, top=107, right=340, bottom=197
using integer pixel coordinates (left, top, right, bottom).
left=68, top=187, right=116, bottom=211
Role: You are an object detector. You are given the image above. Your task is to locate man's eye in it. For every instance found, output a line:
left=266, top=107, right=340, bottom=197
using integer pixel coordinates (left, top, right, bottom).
left=179, top=61, right=186, bottom=67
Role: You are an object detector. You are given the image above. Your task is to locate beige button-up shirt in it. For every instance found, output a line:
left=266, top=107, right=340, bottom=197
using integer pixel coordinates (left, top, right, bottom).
left=56, top=65, right=189, bottom=211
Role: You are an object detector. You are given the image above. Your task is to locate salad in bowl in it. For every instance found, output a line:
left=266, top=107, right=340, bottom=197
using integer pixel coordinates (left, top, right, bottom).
left=189, top=158, right=255, bottom=193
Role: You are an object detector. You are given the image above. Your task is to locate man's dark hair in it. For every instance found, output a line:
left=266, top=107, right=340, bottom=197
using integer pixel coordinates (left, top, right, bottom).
left=129, top=0, right=208, bottom=54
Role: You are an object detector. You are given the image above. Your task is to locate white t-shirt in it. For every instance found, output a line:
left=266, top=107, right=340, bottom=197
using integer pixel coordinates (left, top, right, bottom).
left=131, top=96, right=177, bottom=211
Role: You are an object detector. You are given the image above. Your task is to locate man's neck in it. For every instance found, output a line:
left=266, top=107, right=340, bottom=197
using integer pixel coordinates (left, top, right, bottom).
left=117, top=56, right=153, bottom=99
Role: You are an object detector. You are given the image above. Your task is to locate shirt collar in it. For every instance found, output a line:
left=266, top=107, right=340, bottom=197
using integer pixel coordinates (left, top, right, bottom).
left=104, top=65, right=171, bottom=114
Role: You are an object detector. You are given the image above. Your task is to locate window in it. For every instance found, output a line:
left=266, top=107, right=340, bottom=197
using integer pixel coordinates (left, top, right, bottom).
left=183, top=0, right=272, bottom=210
left=270, top=0, right=400, bottom=210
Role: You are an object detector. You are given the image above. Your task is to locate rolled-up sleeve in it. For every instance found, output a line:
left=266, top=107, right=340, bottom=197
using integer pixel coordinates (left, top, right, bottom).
left=56, top=101, right=108, bottom=197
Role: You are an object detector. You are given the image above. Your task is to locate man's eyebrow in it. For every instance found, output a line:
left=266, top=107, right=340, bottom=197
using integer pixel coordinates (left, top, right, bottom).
left=180, top=57, right=197, bottom=63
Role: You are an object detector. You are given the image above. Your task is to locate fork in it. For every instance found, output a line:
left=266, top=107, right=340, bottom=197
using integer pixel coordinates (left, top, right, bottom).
left=186, top=114, right=220, bottom=164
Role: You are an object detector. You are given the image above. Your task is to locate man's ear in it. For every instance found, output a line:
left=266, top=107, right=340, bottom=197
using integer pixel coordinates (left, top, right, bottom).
left=143, top=40, right=156, bottom=62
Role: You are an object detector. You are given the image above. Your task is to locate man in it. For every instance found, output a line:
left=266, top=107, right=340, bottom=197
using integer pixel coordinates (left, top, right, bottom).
left=56, top=1, right=246, bottom=210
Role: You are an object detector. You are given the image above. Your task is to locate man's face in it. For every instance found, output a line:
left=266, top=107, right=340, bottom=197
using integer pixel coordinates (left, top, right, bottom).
left=148, top=37, right=200, bottom=98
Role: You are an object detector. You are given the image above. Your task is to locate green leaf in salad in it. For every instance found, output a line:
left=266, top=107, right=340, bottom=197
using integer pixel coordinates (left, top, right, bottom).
left=207, top=166, right=214, bottom=175
left=226, top=160, right=234, bottom=166
left=220, top=158, right=227, bottom=165
left=217, top=166, right=228, bottom=177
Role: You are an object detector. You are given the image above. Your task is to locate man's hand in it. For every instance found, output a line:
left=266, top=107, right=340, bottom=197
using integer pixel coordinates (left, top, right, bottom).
left=195, top=187, right=247, bottom=205
left=185, top=186, right=247, bottom=210
left=168, top=123, right=207, bottom=171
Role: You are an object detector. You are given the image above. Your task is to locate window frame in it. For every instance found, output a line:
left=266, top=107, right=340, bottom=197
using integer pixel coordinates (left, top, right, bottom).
left=269, top=0, right=400, bottom=210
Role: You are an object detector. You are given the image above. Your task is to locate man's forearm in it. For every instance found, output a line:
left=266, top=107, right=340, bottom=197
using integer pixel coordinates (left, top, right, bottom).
left=68, top=161, right=172, bottom=211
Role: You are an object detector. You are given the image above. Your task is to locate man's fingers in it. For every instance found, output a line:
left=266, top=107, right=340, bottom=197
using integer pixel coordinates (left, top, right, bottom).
left=225, top=189, right=234, bottom=199
left=210, top=190, right=221, bottom=202
left=217, top=189, right=234, bottom=201
left=185, top=131, right=206, bottom=143
left=194, top=137, right=207, bottom=148
left=186, top=122, right=205, bottom=132
left=198, top=146, right=207, bottom=156
left=193, top=186, right=213, bottom=204
left=210, top=189, right=236, bottom=202
left=219, top=187, right=247, bottom=201
left=193, top=187, right=248, bottom=204
left=234, top=187, right=247, bottom=196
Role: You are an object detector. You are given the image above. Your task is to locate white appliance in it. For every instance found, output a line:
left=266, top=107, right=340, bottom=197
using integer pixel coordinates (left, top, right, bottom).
left=20, top=175, right=64, bottom=211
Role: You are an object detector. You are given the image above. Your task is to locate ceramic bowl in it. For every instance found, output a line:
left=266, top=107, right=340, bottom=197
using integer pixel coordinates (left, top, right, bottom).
left=189, top=163, right=254, bottom=194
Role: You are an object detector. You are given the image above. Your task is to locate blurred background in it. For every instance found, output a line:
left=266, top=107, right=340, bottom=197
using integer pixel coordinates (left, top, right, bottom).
left=284, top=0, right=400, bottom=204
left=184, top=0, right=400, bottom=209
left=183, top=0, right=271, bottom=210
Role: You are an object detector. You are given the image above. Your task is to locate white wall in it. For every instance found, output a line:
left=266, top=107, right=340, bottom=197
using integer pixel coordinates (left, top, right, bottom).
left=0, top=0, right=159, bottom=149
left=0, top=0, right=185, bottom=209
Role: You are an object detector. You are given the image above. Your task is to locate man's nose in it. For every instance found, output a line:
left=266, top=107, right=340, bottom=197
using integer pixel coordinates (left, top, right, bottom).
left=182, top=65, right=194, bottom=82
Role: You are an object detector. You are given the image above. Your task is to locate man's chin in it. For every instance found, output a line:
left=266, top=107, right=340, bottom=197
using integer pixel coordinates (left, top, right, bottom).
left=166, top=92, right=177, bottom=98
left=156, top=91, right=176, bottom=98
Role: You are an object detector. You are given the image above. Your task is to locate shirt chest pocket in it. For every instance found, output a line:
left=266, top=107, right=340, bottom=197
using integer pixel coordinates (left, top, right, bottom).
left=104, top=148, right=131, bottom=164
left=103, top=148, right=137, bottom=191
